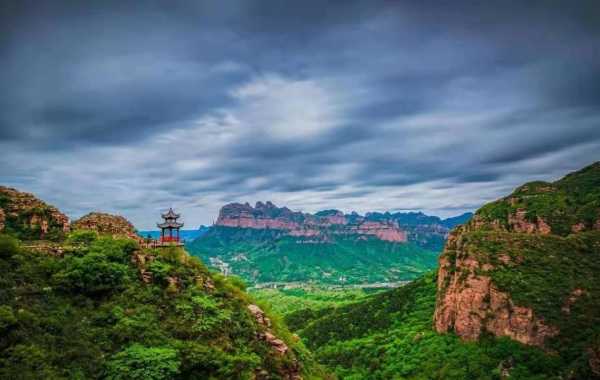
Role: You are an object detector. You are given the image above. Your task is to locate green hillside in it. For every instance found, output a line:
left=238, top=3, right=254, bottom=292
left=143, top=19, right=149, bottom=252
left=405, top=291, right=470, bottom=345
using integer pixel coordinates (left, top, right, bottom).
left=477, top=162, right=600, bottom=235
left=287, top=273, right=563, bottom=380
left=0, top=231, right=325, bottom=379
left=187, top=226, right=439, bottom=285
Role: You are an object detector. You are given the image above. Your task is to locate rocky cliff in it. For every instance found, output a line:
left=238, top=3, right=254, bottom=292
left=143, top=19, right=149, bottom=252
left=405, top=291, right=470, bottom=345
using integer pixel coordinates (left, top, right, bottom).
left=215, top=201, right=407, bottom=242
left=0, top=186, right=70, bottom=240
left=434, top=162, right=600, bottom=358
left=72, top=212, right=139, bottom=240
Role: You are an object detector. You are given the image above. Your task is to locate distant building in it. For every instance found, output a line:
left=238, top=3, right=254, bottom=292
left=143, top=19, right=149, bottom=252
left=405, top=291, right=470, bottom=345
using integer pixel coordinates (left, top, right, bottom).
left=156, top=208, right=184, bottom=246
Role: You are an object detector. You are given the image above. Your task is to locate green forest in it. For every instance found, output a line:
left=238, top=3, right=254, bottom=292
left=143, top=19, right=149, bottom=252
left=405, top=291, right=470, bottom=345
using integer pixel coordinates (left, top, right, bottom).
left=0, top=231, right=326, bottom=379
left=258, top=273, right=565, bottom=380
left=187, top=227, right=438, bottom=285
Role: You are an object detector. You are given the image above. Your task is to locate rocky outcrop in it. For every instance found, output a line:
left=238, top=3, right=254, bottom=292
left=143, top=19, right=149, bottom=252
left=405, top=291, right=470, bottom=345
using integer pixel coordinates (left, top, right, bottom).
left=72, top=212, right=139, bottom=240
left=434, top=162, right=600, bottom=353
left=434, top=230, right=559, bottom=347
left=0, top=186, right=70, bottom=238
left=216, top=201, right=407, bottom=242
left=507, top=210, right=551, bottom=235
left=248, top=304, right=302, bottom=380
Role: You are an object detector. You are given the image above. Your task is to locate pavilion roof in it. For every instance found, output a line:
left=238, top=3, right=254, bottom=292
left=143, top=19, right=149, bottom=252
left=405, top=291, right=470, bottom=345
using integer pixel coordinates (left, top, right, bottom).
left=157, top=221, right=184, bottom=228
left=161, top=208, right=180, bottom=219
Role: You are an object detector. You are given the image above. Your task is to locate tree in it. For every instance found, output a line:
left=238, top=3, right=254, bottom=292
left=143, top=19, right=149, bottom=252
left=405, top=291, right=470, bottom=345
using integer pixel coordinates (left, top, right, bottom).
left=105, top=345, right=180, bottom=380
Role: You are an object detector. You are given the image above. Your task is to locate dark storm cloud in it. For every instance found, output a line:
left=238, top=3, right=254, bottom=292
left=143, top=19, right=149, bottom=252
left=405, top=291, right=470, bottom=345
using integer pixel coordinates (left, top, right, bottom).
left=1, top=0, right=599, bottom=228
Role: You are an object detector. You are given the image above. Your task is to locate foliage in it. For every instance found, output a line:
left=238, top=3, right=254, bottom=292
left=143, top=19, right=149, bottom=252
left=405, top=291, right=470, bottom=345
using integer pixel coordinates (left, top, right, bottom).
left=450, top=230, right=600, bottom=377
left=0, top=234, right=20, bottom=258
left=477, top=162, right=600, bottom=235
left=53, top=240, right=131, bottom=295
left=291, top=273, right=567, bottom=379
left=105, top=344, right=180, bottom=380
left=67, top=229, right=99, bottom=245
left=251, top=287, right=375, bottom=317
left=0, top=233, right=325, bottom=379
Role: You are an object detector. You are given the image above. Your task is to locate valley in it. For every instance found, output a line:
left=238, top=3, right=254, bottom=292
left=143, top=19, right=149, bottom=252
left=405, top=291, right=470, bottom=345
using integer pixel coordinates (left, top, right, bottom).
left=186, top=202, right=467, bottom=286
left=1, top=162, right=599, bottom=379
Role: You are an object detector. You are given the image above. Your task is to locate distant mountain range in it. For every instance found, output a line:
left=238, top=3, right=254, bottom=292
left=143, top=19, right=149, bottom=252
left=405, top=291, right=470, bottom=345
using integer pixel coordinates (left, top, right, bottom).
left=186, top=202, right=472, bottom=285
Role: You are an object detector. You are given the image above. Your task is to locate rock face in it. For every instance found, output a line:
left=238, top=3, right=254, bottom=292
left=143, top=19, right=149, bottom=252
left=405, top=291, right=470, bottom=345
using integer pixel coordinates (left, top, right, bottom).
left=216, top=201, right=407, bottom=242
left=248, top=304, right=302, bottom=380
left=72, top=212, right=138, bottom=240
left=366, top=211, right=473, bottom=251
left=434, top=162, right=600, bottom=351
left=0, top=186, right=70, bottom=239
left=434, top=230, right=559, bottom=347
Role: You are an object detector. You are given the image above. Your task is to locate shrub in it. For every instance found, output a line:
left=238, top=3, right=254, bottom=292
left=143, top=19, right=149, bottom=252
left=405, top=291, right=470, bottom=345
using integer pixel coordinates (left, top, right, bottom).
left=0, top=305, right=17, bottom=332
left=67, top=230, right=98, bottom=245
left=147, top=260, right=173, bottom=284
left=0, top=234, right=20, bottom=258
left=105, top=344, right=180, bottom=380
left=88, top=237, right=136, bottom=264
left=53, top=253, right=129, bottom=294
left=227, top=275, right=247, bottom=291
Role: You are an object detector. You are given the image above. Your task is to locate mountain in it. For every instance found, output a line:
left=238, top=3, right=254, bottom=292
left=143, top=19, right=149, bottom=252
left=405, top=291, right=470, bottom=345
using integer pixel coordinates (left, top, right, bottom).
left=187, top=202, right=445, bottom=285
left=434, top=162, right=600, bottom=376
left=0, top=186, right=70, bottom=241
left=366, top=211, right=474, bottom=251
left=440, top=212, right=474, bottom=229
left=73, top=212, right=140, bottom=240
left=215, top=201, right=407, bottom=243
left=0, top=188, right=326, bottom=379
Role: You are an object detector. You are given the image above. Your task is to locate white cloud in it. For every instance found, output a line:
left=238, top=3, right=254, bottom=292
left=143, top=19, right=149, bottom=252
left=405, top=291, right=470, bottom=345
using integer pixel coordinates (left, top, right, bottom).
left=230, top=74, right=348, bottom=139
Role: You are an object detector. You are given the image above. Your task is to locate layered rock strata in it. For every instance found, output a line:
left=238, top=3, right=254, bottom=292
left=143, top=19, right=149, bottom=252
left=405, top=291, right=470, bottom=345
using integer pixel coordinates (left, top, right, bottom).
left=216, top=201, right=407, bottom=242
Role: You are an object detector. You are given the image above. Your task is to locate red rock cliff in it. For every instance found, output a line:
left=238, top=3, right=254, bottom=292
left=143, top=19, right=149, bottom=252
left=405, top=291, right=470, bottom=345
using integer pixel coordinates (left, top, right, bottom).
left=215, top=201, right=407, bottom=242
left=434, top=162, right=600, bottom=349
left=433, top=227, right=559, bottom=347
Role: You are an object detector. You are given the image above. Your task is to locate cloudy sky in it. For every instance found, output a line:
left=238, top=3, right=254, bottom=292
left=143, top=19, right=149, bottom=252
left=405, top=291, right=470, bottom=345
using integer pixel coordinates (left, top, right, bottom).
left=1, top=1, right=599, bottom=229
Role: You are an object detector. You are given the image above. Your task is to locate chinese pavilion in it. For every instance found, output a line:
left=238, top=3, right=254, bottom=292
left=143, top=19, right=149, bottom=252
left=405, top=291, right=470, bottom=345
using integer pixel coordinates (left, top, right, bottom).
left=157, top=208, right=184, bottom=245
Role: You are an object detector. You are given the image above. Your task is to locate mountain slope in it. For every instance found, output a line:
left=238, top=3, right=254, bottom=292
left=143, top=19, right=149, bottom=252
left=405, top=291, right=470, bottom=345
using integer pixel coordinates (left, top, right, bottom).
left=285, top=273, right=561, bottom=379
left=434, top=162, right=600, bottom=377
left=0, top=188, right=326, bottom=379
left=0, top=186, right=70, bottom=241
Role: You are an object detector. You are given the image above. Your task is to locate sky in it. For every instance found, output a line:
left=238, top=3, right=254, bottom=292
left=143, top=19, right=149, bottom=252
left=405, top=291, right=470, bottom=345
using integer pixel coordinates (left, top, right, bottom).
left=1, top=1, right=599, bottom=230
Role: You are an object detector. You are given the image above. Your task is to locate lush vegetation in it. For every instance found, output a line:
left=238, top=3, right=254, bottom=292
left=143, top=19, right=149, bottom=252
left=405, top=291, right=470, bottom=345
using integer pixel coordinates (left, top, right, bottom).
left=0, top=231, right=325, bottom=379
left=187, top=227, right=439, bottom=285
left=287, top=273, right=567, bottom=379
left=250, top=287, right=377, bottom=317
left=477, top=162, right=600, bottom=236
left=444, top=229, right=600, bottom=378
